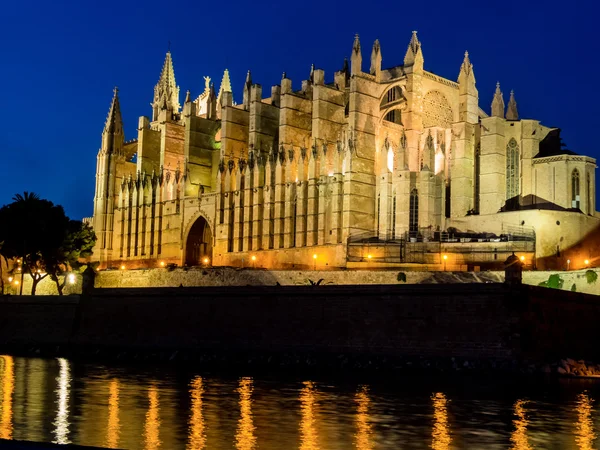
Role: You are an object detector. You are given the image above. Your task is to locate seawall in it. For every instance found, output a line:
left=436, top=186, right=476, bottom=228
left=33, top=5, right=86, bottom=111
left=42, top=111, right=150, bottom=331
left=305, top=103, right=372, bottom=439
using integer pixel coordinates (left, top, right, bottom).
left=1, top=283, right=600, bottom=370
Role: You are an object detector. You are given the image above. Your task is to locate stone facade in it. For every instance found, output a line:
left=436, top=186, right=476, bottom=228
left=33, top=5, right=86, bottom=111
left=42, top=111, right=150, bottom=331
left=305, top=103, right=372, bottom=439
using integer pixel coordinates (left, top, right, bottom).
left=91, top=32, right=598, bottom=270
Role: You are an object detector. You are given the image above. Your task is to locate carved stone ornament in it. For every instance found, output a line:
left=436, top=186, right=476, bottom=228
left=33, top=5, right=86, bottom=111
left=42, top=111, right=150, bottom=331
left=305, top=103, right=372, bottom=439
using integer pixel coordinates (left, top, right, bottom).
left=227, top=159, right=235, bottom=172
left=288, top=148, right=294, bottom=162
left=301, top=147, right=307, bottom=160
left=218, top=159, right=225, bottom=173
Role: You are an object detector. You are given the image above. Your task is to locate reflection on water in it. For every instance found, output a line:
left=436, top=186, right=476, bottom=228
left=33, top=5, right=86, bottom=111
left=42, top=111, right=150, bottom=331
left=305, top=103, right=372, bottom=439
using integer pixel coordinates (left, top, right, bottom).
left=431, top=392, right=451, bottom=450
left=300, top=381, right=318, bottom=450
left=235, top=377, right=256, bottom=450
left=0, top=355, right=14, bottom=439
left=1, top=355, right=600, bottom=448
left=144, top=386, right=161, bottom=450
left=52, top=358, right=70, bottom=445
left=510, top=399, right=532, bottom=450
left=106, top=379, right=120, bottom=449
left=188, top=376, right=206, bottom=450
left=575, top=393, right=596, bottom=450
left=355, top=385, right=373, bottom=450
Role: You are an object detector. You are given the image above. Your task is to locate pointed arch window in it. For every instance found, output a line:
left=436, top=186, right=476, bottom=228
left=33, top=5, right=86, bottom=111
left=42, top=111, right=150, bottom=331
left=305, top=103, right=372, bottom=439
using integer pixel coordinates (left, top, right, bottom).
left=587, top=172, right=591, bottom=214
left=572, top=169, right=580, bottom=209
left=409, top=189, right=419, bottom=238
left=383, top=110, right=402, bottom=125
left=506, top=138, right=520, bottom=201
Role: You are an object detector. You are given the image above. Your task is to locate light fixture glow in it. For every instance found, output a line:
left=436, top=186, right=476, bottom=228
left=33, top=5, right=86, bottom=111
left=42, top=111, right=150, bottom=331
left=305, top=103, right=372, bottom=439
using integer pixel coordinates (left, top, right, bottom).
left=120, top=265, right=125, bottom=270
left=585, top=259, right=590, bottom=265
left=160, top=261, right=165, bottom=267
left=443, top=254, right=448, bottom=260
left=520, top=256, right=525, bottom=262
left=251, top=256, right=256, bottom=261
left=313, top=254, right=317, bottom=259
left=68, top=274, right=76, bottom=285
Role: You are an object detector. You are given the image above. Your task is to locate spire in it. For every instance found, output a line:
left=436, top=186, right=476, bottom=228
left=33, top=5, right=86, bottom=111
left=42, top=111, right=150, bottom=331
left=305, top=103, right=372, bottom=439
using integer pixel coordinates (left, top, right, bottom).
left=245, top=70, right=252, bottom=90
left=309, top=63, right=315, bottom=83
left=458, top=51, right=475, bottom=80
left=243, top=70, right=252, bottom=110
left=458, top=51, right=478, bottom=123
left=216, top=69, right=232, bottom=107
left=506, top=90, right=519, bottom=120
left=103, top=87, right=123, bottom=135
left=185, top=90, right=191, bottom=104
left=370, top=39, right=382, bottom=78
left=353, top=33, right=361, bottom=54
left=404, top=31, right=423, bottom=68
left=152, top=51, right=181, bottom=121
left=491, top=82, right=504, bottom=118
left=101, top=87, right=124, bottom=154
left=351, top=34, right=362, bottom=75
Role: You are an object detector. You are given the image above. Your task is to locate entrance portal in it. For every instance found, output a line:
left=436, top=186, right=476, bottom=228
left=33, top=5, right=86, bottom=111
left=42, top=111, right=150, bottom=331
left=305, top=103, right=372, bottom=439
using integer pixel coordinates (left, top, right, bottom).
left=185, top=216, right=213, bottom=266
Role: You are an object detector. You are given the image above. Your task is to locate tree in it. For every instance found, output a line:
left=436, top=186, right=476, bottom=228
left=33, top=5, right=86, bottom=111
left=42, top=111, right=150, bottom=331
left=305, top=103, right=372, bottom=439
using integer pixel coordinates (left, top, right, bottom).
left=0, top=192, right=91, bottom=295
left=46, top=220, right=96, bottom=295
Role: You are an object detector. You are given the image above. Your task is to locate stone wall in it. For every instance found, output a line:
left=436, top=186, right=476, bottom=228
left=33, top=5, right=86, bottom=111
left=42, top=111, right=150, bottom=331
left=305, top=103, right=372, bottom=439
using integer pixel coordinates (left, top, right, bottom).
left=1, top=284, right=600, bottom=366
left=71, top=284, right=517, bottom=360
left=10, top=267, right=600, bottom=296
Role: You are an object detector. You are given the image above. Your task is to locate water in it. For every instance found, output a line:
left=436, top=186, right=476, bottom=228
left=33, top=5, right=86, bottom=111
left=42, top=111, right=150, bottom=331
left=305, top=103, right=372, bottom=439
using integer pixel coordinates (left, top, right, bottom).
left=0, top=355, right=599, bottom=449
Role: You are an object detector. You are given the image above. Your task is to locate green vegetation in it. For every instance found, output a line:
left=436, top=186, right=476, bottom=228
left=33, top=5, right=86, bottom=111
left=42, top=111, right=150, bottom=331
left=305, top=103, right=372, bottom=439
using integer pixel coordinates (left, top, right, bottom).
left=538, top=273, right=564, bottom=289
left=585, top=270, right=598, bottom=284
left=0, top=192, right=96, bottom=295
left=571, top=283, right=577, bottom=292
left=397, top=272, right=407, bottom=283
left=305, top=279, right=333, bottom=286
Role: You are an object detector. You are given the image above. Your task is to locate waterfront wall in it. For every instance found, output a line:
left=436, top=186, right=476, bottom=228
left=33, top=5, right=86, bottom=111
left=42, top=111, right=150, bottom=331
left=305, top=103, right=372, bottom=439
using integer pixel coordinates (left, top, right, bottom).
left=1, top=283, right=600, bottom=365
left=11, top=267, right=600, bottom=296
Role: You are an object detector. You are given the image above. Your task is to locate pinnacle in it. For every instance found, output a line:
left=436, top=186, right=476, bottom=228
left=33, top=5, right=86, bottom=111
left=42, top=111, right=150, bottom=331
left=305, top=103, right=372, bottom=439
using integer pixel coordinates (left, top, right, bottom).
left=103, top=86, right=123, bottom=135
left=353, top=34, right=361, bottom=53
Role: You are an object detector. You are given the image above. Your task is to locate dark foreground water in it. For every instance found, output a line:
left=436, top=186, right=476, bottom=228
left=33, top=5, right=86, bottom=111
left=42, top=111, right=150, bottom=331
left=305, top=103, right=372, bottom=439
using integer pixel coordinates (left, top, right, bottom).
left=0, top=355, right=599, bottom=449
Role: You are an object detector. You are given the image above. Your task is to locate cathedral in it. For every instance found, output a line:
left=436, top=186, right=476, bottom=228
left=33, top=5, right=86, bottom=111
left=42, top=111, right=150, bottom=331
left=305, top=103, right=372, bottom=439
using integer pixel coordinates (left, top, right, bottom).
left=91, top=32, right=599, bottom=271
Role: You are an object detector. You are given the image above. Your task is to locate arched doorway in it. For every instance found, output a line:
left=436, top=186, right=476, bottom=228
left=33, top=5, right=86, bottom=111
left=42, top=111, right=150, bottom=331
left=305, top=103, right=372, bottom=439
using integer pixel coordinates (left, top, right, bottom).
left=185, top=216, right=213, bottom=266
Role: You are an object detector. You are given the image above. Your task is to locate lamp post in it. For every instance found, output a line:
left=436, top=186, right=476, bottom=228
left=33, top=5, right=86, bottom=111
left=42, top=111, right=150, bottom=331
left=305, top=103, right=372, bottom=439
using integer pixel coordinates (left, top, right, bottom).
left=585, top=259, right=590, bottom=268
left=251, top=255, right=256, bottom=268
left=313, top=254, right=317, bottom=271
left=567, top=259, right=571, bottom=271
left=443, top=254, right=448, bottom=271
left=203, top=257, right=210, bottom=267
left=367, top=254, right=372, bottom=266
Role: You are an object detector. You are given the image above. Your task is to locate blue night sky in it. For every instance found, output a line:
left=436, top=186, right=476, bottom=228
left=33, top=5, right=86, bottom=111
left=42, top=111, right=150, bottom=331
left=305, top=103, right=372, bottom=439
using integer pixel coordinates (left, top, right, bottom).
left=0, top=0, right=597, bottom=219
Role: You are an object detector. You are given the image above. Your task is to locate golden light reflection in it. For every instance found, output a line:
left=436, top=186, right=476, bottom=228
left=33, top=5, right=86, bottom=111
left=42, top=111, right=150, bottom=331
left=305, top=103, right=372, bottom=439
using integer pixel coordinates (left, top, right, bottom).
left=299, top=381, right=318, bottom=450
left=575, top=392, right=596, bottom=450
left=431, top=392, right=451, bottom=450
left=0, top=355, right=14, bottom=439
left=52, top=358, right=71, bottom=445
left=235, top=377, right=256, bottom=450
left=106, top=379, right=120, bottom=449
left=510, top=399, right=532, bottom=450
left=355, top=385, right=373, bottom=450
left=144, top=386, right=161, bottom=450
left=188, top=376, right=206, bottom=450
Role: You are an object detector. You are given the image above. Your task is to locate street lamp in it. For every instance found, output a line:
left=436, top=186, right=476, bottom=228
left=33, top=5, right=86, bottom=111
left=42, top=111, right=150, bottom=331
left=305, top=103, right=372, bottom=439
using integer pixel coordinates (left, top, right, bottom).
left=203, top=257, right=210, bottom=266
left=251, top=255, right=256, bottom=268
left=520, top=255, right=525, bottom=263
left=567, top=259, right=571, bottom=270
left=443, top=254, right=448, bottom=271
left=160, top=261, right=165, bottom=267
left=585, top=259, right=590, bottom=268
left=313, top=254, right=317, bottom=271
left=120, top=265, right=126, bottom=270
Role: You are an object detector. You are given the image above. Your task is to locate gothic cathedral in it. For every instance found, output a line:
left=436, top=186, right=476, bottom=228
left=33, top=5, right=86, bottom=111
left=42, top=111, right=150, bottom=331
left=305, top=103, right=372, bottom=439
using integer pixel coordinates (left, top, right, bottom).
left=91, top=32, right=598, bottom=270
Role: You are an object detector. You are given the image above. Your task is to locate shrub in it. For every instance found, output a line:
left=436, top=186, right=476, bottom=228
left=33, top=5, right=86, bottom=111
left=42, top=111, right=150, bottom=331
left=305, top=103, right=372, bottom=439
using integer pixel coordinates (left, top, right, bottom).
left=586, top=270, right=598, bottom=284
left=397, top=272, right=407, bottom=283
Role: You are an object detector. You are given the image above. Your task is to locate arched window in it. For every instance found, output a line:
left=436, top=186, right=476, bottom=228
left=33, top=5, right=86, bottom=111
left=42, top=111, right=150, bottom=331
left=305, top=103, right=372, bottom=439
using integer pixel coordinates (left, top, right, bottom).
left=587, top=172, right=592, bottom=214
left=506, top=138, right=520, bottom=201
left=383, top=109, right=402, bottom=125
left=572, top=169, right=580, bottom=209
left=409, top=189, right=419, bottom=238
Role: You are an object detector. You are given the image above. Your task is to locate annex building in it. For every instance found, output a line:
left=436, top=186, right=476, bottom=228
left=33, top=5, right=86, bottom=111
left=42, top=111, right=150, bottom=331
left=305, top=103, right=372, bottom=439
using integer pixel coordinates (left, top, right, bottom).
left=91, top=32, right=599, bottom=270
